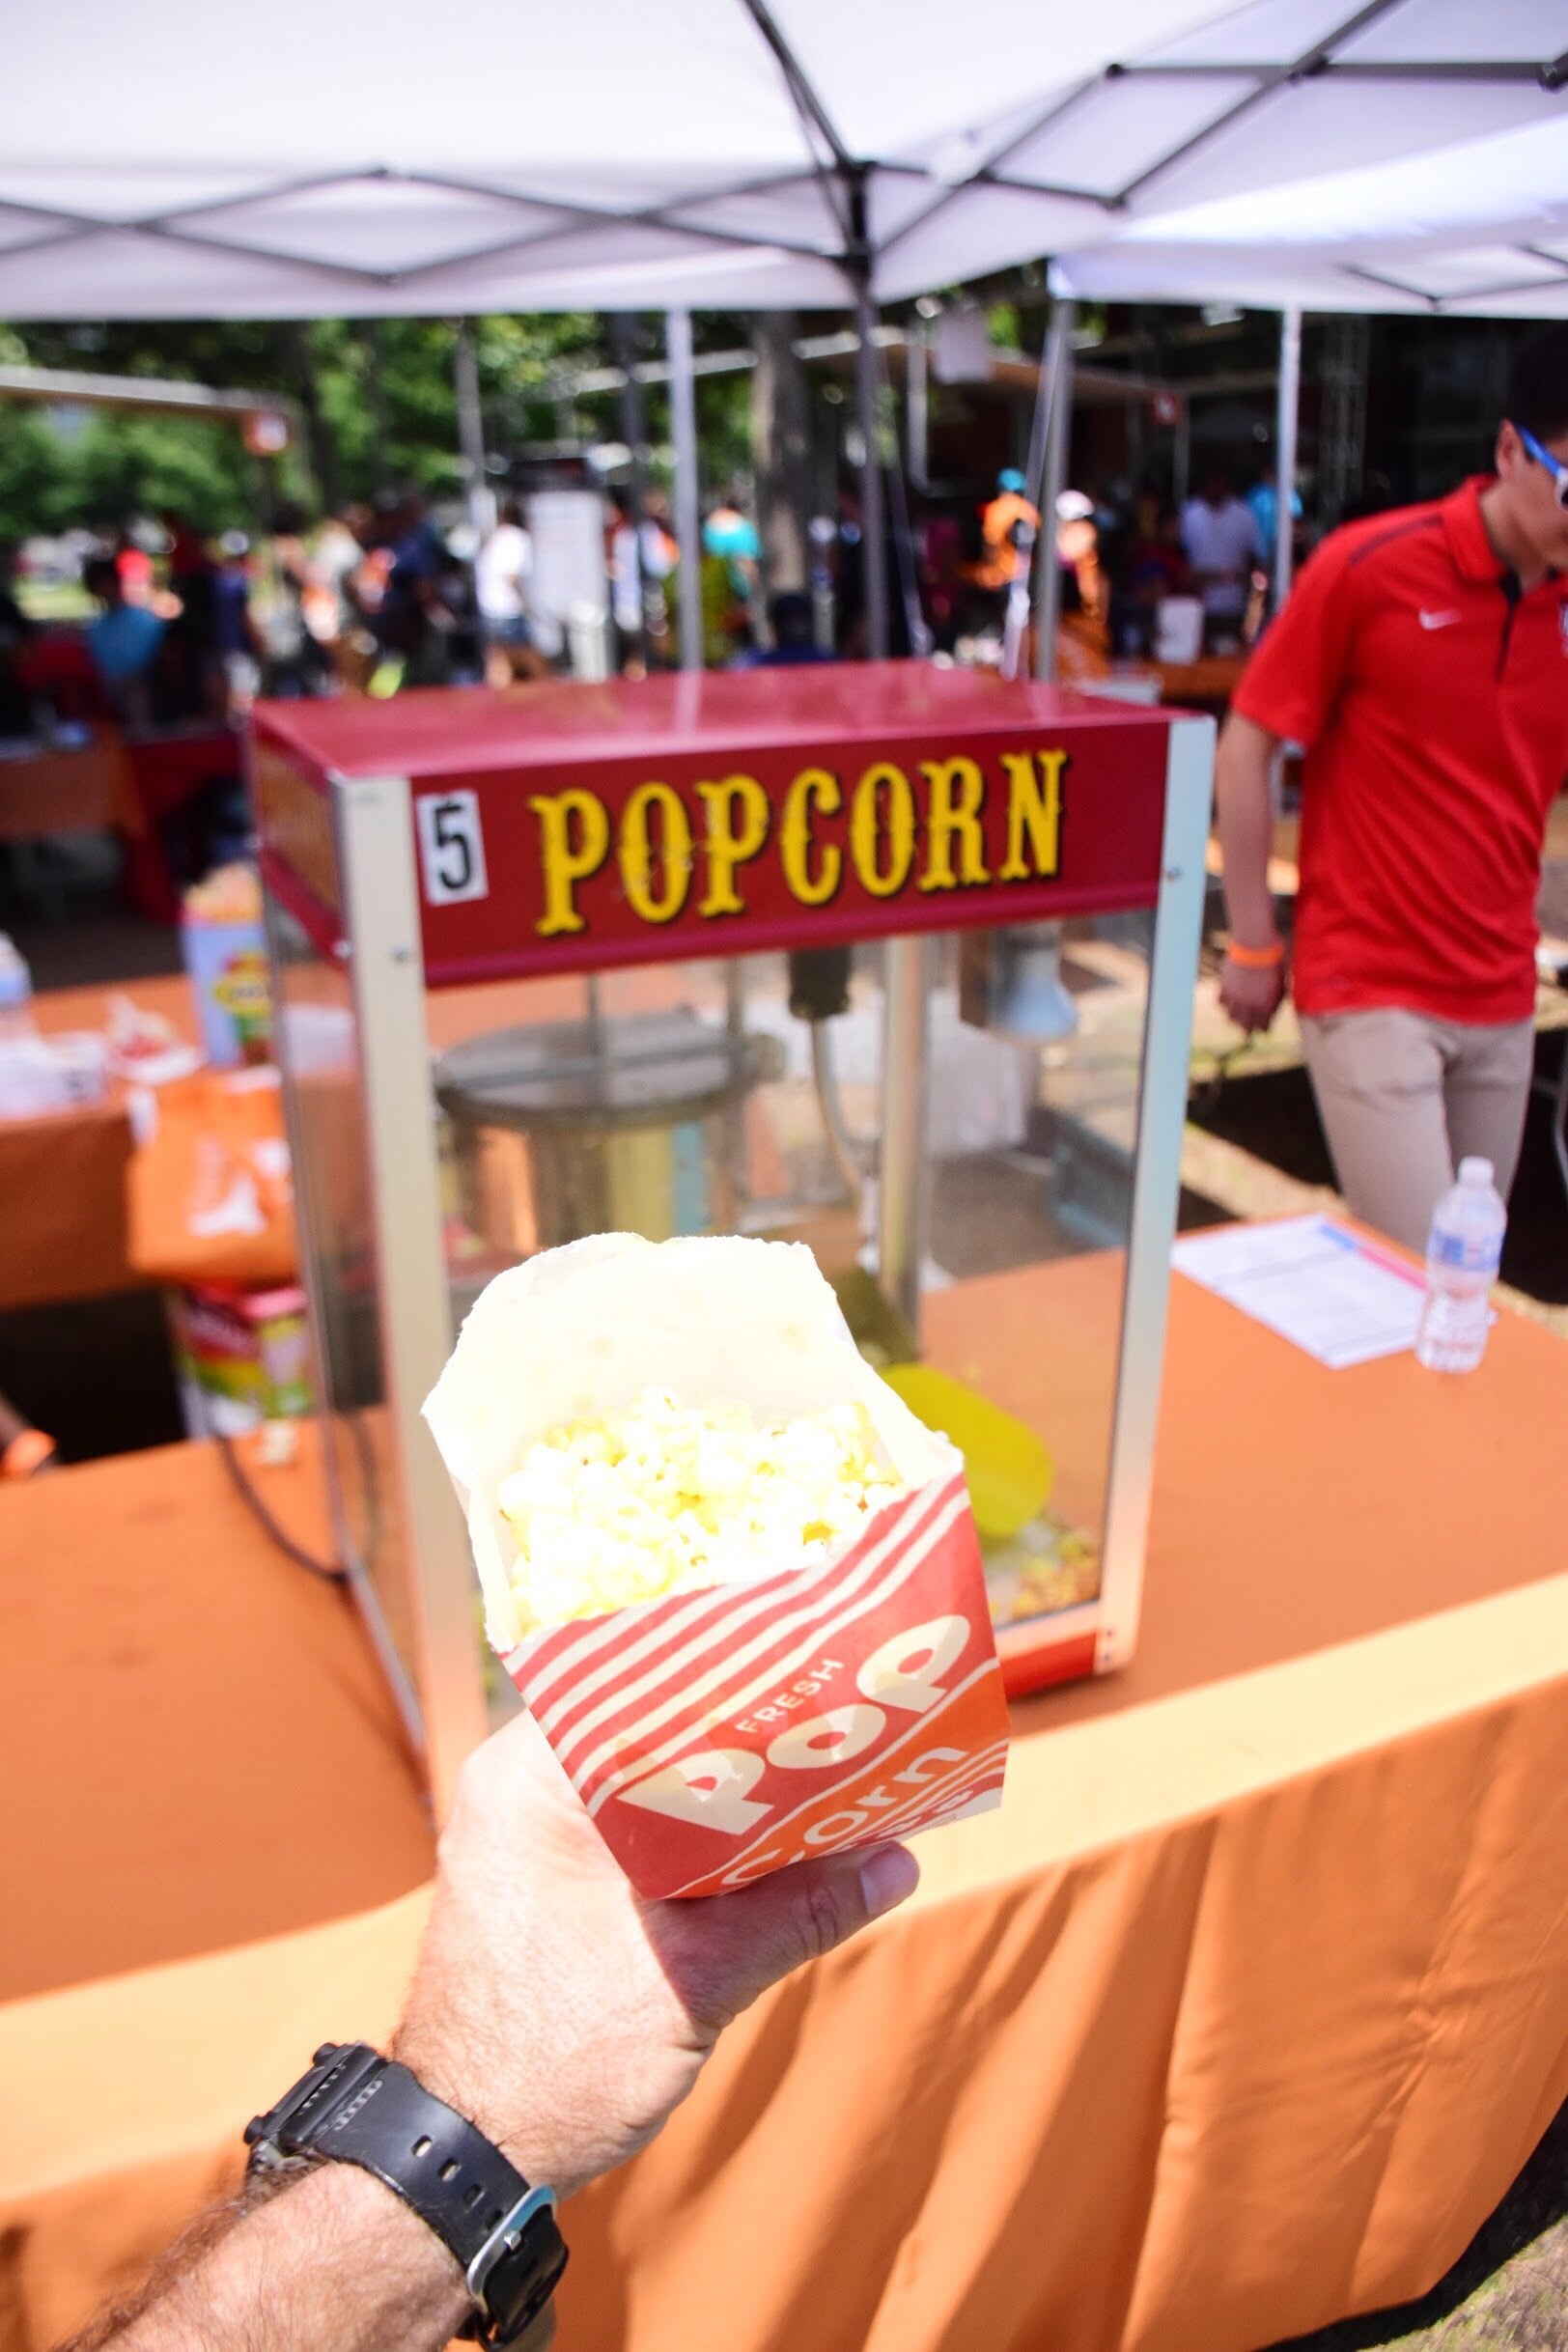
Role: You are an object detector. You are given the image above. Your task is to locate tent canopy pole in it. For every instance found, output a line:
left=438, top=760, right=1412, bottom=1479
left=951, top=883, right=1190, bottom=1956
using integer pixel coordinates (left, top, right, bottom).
left=852, top=291, right=888, bottom=659
left=1033, top=298, right=1076, bottom=682
left=666, top=308, right=703, bottom=673
left=1275, top=306, right=1302, bottom=606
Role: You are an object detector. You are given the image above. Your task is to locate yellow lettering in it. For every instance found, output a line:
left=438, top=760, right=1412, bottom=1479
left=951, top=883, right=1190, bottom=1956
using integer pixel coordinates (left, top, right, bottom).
left=697, top=774, right=770, bottom=916
left=619, top=781, right=692, bottom=925
left=998, top=749, right=1065, bottom=882
left=849, top=762, right=915, bottom=899
left=919, top=756, right=990, bottom=892
left=529, top=789, right=612, bottom=936
left=779, top=767, right=843, bottom=907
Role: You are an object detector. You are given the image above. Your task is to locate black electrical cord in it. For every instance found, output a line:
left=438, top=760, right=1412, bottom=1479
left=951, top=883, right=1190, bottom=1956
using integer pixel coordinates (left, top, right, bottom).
left=210, top=1409, right=380, bottom=1587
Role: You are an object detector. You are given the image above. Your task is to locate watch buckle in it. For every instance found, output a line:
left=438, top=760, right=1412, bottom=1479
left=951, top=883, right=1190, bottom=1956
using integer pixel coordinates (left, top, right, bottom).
left=465, top=2184, right=557, bottom=2308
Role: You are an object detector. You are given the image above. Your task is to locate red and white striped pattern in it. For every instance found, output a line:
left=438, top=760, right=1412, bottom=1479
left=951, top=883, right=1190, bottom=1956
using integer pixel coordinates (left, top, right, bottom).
left=503, top=1468, right=1011, bottom=1900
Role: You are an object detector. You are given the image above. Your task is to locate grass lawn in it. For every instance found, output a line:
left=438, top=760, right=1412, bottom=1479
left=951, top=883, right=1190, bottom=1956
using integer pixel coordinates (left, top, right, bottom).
left=1261, top=2103, right=1567, bottom=2350
left=17, top=579, right=95, bottom=623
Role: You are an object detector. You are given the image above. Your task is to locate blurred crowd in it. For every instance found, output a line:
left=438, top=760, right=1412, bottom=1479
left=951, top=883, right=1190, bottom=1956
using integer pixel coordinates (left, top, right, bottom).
left=0, top=448, right=1303, bottom=746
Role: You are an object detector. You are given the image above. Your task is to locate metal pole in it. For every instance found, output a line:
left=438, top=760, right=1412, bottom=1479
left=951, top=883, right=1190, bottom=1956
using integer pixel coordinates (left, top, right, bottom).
left=878, top=932, right=930, bottom=1342
left=1032, top=298, right=1076, bottom=683
left=848, top=217, right=922, bottom=1332
left=1275, top=306, right=1302, bottom=608
left=666, top=307, right=703, bottom=672
left=610, top=313, right=648, bottom=671
left=453, top=320, right=490, bottom=539
left=854, top=283, right=888, bottom=661
left=907, top=319, right=929, bottom=492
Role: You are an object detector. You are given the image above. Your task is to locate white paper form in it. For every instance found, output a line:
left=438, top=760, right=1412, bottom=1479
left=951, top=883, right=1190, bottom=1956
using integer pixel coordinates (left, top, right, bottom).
left=1171, top=1216, right=1425, bottom=1370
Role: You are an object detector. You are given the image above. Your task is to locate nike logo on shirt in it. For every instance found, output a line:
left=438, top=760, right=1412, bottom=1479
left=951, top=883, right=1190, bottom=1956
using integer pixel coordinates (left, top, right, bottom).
left=1418, top=609, right=1462, bottom=630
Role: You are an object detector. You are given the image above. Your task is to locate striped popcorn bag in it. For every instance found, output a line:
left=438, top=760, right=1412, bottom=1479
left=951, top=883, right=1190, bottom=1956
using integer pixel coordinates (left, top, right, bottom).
left=424, top=1233, right=1010, bottom=1899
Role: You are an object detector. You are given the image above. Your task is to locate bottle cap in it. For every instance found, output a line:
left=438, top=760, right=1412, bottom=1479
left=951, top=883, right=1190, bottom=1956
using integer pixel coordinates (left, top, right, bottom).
left=1458, top=1157, right=1495, bottom=1187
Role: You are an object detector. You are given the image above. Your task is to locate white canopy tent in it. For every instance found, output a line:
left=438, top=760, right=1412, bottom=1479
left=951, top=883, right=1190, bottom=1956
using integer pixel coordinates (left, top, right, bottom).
left=5, top=0, right=1564, bottom=651
left=1052, top=116, right=1568, bottom=315
left=1046, top=105, right=1568, bottom=611
left=1, top=0, right=1563, bottom=320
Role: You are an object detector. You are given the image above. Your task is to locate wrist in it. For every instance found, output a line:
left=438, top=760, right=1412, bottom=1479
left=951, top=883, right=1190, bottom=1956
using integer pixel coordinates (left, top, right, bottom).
left=392, top=2023, right=583, bottom=2201
left=116, top=2162, right=475, bottom=2352
left=292, top=2163, right=474, bottom=2331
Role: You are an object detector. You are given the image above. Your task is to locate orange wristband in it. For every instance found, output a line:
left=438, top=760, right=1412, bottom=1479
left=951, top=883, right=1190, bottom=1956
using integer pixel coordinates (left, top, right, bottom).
left=1225, top=938, right=1285, bottom=970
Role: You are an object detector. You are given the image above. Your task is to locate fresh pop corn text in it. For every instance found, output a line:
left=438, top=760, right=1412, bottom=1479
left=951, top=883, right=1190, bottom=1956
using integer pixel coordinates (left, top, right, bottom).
left=498, top=1385, right=906, bottom=1630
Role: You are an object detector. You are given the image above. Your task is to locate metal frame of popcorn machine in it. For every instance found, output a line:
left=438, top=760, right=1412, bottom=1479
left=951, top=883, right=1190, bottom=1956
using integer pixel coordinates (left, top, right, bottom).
left=251, top=667, right=1213, bottom=1814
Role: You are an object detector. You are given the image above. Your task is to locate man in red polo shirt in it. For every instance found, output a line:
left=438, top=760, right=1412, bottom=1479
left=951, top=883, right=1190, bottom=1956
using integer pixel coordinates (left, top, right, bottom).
left=1216, top=324, right=1568, bottom=1253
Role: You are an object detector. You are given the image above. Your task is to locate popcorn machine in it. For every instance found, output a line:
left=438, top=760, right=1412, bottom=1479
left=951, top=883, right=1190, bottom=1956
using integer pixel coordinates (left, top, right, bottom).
left=252, top=667, right=1212, bottom=1811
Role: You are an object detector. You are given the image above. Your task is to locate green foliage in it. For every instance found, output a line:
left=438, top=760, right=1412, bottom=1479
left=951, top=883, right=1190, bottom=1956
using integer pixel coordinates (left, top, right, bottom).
left=0, top=310, right=760, bottom=540
left=0, top=408, right=74, bottom=542
left=986, top=301, right=1021, bottom=350
left=0, top=404, right=256, bottom=543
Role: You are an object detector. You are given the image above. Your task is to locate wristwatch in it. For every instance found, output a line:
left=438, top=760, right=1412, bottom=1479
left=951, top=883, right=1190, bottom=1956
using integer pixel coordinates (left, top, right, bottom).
left=244, top=2043, right=568, bottom=2347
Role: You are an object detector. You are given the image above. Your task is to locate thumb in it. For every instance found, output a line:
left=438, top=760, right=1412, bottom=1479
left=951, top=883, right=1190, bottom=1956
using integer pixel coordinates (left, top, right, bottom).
left=654, top=1843, right=920, bottom=2037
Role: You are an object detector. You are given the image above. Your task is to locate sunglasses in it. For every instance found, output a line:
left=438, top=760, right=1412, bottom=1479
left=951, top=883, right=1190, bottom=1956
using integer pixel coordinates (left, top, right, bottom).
left=1515, top=420, right=1568, bottom=511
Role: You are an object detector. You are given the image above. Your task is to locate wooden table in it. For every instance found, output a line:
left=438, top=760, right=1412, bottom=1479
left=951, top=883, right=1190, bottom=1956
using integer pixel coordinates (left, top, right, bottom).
left=1150, top=650, right=1247, bottom=711
left=2, top=1257, right=1565, bottom=2352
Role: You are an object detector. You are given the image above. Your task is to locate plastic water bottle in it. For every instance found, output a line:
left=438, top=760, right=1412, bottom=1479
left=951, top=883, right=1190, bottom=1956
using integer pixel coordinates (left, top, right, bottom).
left=1414, top=1158, right=1506, bottom=1374
left=0, top=934, right=34, bottom=1043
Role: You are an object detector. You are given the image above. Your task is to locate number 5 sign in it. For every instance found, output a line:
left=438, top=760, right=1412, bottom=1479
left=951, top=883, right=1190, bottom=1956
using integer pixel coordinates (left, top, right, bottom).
left=415, top=791, right=490, bottom=906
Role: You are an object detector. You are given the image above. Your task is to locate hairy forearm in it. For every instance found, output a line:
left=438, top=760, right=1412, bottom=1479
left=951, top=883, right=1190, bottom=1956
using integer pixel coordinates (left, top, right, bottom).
left=1215, top=714, right=1281, bottom=946
left=63, top=2164, right=469, bottom=2352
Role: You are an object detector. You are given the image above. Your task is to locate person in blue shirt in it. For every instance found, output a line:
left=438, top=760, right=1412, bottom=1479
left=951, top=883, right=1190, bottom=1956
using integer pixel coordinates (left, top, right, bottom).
left=1246, top=463, right=1302, bottom=577
left=84, top=554, right=164, bottom=718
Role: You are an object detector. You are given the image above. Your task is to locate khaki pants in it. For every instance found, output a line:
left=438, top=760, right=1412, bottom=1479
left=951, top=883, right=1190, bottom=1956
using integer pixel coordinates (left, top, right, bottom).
left=1299, top=1008, right=1534, bottom=1256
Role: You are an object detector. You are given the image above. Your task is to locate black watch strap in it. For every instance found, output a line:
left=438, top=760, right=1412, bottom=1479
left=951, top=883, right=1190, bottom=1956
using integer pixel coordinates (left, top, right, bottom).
left=244, top=2044, right=568, bottom=2347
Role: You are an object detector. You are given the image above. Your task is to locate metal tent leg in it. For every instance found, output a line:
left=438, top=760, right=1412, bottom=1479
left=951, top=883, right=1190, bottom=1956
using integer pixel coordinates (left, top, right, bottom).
left=1032, top=300, right=1076, bottom=684
left=1275, top=307, right=1302, bottom=607
left=667, top=307, right=703, bottom=673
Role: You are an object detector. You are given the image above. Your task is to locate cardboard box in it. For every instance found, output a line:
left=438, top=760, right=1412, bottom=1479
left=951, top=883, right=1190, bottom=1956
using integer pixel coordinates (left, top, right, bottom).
left=169, top=1279, right=312, bottom=1436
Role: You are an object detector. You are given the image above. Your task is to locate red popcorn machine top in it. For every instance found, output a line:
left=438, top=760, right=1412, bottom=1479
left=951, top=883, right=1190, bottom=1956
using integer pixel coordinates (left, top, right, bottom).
left=251, top=664, right=1213, bottom=1810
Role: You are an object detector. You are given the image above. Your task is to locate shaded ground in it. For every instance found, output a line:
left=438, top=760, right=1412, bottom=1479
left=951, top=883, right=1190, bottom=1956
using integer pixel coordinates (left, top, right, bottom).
left=0, top=1289, right=184, bottom=1462
left=1260, top=2105, right=1568, bottom=2351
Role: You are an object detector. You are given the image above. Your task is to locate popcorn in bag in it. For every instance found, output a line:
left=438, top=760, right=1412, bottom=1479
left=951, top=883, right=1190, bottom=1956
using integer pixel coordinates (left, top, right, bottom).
left=423, top=1234, right=1010, bottom=1898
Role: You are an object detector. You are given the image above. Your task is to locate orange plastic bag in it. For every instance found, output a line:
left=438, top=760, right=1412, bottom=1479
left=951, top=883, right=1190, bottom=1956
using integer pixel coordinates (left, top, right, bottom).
left=126, top=1068, right=297, bottom=1288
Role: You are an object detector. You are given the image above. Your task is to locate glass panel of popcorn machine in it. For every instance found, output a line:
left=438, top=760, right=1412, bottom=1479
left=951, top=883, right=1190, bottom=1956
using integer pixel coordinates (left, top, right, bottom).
left=430, top=912, right=1153, bottom=1665
left=265, top=897, right=422, bottom=1691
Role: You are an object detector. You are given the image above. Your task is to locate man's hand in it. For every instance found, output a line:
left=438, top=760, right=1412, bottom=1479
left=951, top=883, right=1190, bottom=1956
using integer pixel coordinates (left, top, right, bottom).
left=396, top=1710, right=919, bottom=2199
left=1218, top=947, right=1288, bottom=1034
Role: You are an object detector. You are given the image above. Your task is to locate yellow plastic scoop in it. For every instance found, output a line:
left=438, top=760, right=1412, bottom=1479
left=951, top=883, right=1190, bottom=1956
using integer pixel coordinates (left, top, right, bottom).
left=881, top=1363, right=1053, bottom=1542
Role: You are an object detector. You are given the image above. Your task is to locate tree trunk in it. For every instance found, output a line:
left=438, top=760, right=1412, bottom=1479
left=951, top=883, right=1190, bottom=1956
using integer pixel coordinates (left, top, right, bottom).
left=750, top=312, right=811, bottom=596
left=286, top=322, right=334, bottom=514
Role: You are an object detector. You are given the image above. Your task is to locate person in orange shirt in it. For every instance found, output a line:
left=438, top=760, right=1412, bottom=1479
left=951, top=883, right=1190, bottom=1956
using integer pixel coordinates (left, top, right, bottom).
left=973, top=468, right=1041, bottom=593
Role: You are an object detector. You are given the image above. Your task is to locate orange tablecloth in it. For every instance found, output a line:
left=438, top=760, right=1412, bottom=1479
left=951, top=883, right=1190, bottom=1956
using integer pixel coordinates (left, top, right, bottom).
left=3, top=1260, right=1566, bottom=2350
